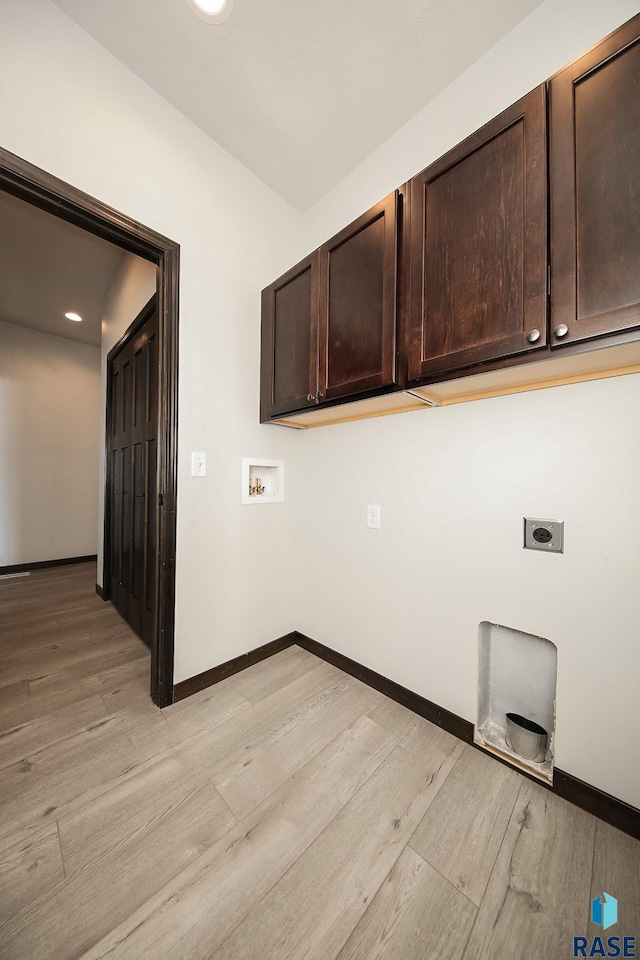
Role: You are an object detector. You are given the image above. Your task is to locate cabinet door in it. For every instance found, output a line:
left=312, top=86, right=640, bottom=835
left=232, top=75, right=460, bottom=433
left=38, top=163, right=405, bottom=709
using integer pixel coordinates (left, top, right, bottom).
left=550, top=16, right=640, bottom=347
left=260, top=252, right=319, bottom=419
left=408, top=86, right=547, bottom=381
left=318, top=192, right=398, bottom=402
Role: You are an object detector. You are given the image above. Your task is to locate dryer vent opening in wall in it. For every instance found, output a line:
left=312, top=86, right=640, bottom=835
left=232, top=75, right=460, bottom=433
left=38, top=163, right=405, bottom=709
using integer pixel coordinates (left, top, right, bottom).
left=475, top=621, right=557, bottom=784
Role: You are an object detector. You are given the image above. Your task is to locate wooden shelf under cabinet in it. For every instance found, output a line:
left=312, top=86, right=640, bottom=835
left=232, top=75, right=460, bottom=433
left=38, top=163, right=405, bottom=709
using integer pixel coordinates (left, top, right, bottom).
left=270, top=338, right=640, bottom=428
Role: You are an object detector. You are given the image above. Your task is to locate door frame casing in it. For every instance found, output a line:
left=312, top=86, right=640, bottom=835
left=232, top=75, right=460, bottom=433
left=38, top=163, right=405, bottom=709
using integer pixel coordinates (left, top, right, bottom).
left=0, top=146, right=179, bottom=707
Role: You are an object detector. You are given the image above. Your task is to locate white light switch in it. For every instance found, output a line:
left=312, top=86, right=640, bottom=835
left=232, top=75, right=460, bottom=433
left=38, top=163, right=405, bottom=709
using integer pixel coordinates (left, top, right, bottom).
left=191, top=452, right=207, bottom=478
left=366, top=505, right=381, bottom=529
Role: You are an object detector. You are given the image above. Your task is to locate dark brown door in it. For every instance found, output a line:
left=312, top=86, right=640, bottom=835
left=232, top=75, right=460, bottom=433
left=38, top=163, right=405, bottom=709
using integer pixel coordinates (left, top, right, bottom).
left=550, top=15, right=640, bottom=347
left=260, top=252, right=319, bottom=419
left=108, top=298, right=158, bottom=647
left=318, top=192, right=398, bottom=401
left=408, top=86, right=548, bottom=381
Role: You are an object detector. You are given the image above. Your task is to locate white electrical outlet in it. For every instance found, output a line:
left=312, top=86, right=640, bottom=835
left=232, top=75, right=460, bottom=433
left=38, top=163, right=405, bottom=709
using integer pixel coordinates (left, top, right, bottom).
left=191, top=452, right=207, bottom=478
left=366, top=504, right=381, bottom=529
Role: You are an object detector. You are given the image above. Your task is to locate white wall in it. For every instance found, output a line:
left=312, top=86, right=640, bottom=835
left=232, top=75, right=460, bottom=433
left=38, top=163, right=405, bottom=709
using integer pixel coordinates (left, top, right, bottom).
left=295, top=0, right=640, bottom=808
left=0, top=0, right=303, bottom=681
left=97, top=253, right=157, bottom=586
left=0, top=320, right=101, bottom=566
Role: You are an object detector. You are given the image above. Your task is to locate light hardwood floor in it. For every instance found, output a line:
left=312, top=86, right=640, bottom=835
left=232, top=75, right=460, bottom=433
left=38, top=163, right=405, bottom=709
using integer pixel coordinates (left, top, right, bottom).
left=0, top=563, right=638, bottom=959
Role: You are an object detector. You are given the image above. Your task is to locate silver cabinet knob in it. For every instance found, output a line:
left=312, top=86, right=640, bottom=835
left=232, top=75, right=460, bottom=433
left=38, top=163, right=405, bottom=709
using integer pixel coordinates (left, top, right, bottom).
left=527, top=329, right=541, bottom=343
left=317, top=392, right=324, bottom=400
left=306, top=394, right=315, bottom=402
left=554, top=323, right=569, bottom=339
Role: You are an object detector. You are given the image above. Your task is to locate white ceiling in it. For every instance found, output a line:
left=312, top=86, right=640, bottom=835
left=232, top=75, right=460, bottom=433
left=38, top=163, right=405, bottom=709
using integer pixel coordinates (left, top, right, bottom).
left=50, top=0, right=545, bottom=212
left=0, top=190, right=127, bottom=347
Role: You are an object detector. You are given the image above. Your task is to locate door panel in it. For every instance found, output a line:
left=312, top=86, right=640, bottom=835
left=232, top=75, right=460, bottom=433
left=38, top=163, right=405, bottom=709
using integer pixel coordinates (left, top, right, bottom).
left=121, top=444, right=132, bottom=605
left=106, top=298, right=158, bottom=648
left=424, top=123, right=524, bottom=353
left=260, top=252, right=319, bottom=418
left=145, top=437, right=157, bottom=622
left=110, top=448, right=123, bottom=598
left=132, top=442, right=145, bottom=600
left=550, top=16, right=640, bottom=345
left=408, top=86, right=547, bottom=380
left=319, top=192, right=397, bottom=401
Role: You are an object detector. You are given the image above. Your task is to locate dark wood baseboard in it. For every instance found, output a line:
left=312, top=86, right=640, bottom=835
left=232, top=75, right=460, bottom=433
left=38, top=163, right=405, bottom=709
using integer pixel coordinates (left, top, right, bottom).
left=95, top=583, right=107, bottom=601
left=0, top=555, right=97, bottom=576
left=552, top=770, right=640, bottom=841
left=292, top=632, right=640, bottom=841
left=173, top=633, right=297, bottom=702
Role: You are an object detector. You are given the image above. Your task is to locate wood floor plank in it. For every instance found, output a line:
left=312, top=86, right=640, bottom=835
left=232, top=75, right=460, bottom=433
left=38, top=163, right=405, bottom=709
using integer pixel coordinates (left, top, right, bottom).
left=178, top=660, right=355, bottom=783
left=461, top=780, right=596, bottom=960
left=160, top=682, right=252, bottom=741
left=214, top=732, right=465, bottom=960
left=1, top=780, right=235, bottom=960
left=228, top=644, right=319, bottom=705
left=27, top=654, right=149, bottom=717
left=0, top=629, right=148, bottom=690
left=591, top=820, right=640, bottom=938
left=410, top=745, right=521, bottom=906
left=57, top=752, right=210, bottom=875
left=212, top=674, right=382, bottom=818
left=0, top=822, right=65, bottom=926
left=336, top=846, right=477, bottom=960
left=0, top=708, right=167, bottom=841
left=0, top=680, right=31, bottom=733
left=21, top=612, right=129, bottom=642
left=81, top=716, right=398, bottom=960
left=367, top=696, right=423, bottom=743
left=101, top=677, right=163, bottom=718
left=0, top=694, right=108, bottom=770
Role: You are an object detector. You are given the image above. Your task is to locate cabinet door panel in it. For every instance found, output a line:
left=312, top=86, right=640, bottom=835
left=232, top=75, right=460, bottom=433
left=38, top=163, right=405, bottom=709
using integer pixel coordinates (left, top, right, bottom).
left=409, top=86, right=547, bottom=380
left=550, top=16, right=640, bottom=346
left=319, top=192, right=397, bottom=401
left=260, top=253, right=319, bottom=418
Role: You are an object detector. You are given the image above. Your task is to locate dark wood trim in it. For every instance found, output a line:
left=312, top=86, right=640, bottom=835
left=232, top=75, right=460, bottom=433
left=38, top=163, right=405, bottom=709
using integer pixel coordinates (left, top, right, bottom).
left=95, top=582, right=107, bottom=601
left=292, top=632, right=640, bottom=841
left=553, top=771, right=640, bottom=840
left=0, top=146, right=179, bottom=709
left=0, top=555, right=97, bottom=576
left=173, top=633, right=297, bottom=702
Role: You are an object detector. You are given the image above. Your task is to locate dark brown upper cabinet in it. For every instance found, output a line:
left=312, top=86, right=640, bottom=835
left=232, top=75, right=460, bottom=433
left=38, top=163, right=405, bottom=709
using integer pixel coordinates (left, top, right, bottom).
left=550, top=15, right=640, bottom=348
left=318, top=191, right=398, bottom=402
left=407, top=86, right=548, bottom=382
left=260, top=251, right=319, bottom=419
left=261, top=193, right=398, bottom=420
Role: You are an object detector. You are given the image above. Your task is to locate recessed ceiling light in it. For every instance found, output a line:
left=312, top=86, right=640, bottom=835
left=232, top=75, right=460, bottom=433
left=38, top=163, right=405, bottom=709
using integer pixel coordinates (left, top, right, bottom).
left=65, top=312, right=83, bottom=322
left=185, top=0, right=234, bottom=24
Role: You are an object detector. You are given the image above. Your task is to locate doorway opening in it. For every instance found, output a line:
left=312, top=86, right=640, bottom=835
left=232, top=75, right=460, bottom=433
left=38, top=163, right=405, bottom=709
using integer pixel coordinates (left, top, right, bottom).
left=0, top=146, right=179, bottom=707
